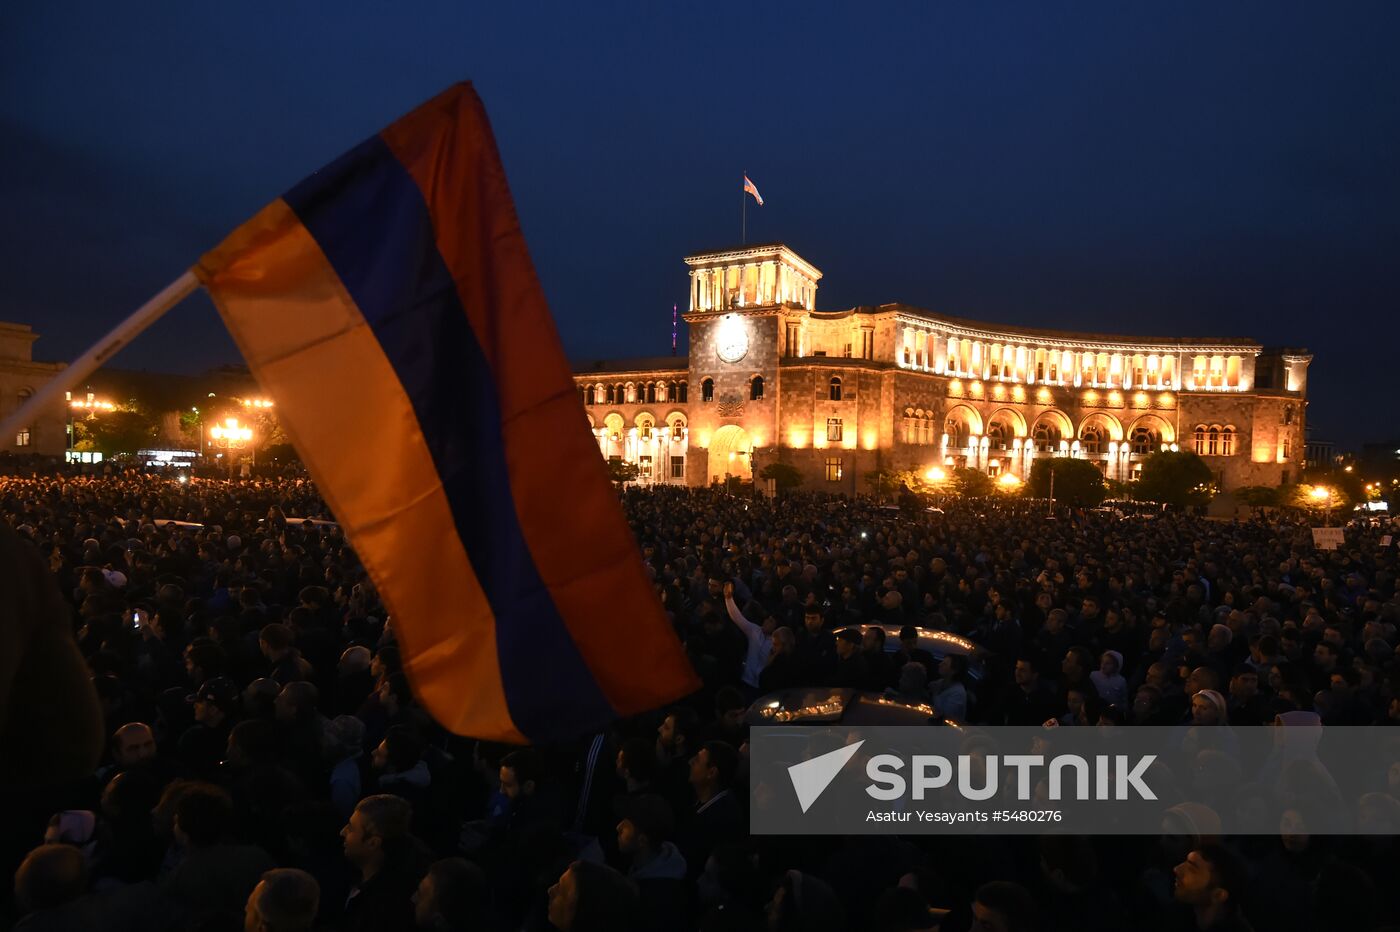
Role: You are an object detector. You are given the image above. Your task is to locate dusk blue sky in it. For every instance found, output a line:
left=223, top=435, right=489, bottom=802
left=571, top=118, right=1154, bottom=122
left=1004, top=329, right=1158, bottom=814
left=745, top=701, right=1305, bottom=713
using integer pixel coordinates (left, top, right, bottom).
left=3, top=3, right=1396, bottom=446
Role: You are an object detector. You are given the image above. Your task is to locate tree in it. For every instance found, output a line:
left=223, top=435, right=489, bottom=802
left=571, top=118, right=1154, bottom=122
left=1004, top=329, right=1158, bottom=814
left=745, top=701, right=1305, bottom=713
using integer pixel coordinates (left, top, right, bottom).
left=759, top=462, right=804, bottom=492
left=74, top=407, right=158, bottom=455
left=950, top=466, right=994, bottom=498
left=1026, top=458, right=1106, bottom=508
left=865, top=468, right=920, bottom=500
left=1134, top=451, right=1216, bottom=507
left=1235, top=486, right=1280, bottom=507
left=606, top=459, right=640, bottom=487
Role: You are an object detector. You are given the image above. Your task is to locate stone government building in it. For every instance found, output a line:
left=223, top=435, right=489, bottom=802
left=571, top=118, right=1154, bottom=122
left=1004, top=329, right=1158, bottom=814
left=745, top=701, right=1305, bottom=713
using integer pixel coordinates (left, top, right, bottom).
left=575, top=243, right=1311, bottom=494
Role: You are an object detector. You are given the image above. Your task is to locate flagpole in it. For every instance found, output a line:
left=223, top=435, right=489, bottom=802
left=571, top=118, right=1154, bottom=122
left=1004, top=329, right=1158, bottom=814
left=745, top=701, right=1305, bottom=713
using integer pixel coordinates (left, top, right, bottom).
left=741, top=172, right=747, bottom=245
left=0, top=269, right=200, bottom=446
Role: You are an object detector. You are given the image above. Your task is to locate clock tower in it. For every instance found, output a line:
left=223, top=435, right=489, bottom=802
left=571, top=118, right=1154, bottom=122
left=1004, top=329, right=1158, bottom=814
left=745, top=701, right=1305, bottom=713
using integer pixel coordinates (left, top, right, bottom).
left=682, top=244, right=822, bottom=483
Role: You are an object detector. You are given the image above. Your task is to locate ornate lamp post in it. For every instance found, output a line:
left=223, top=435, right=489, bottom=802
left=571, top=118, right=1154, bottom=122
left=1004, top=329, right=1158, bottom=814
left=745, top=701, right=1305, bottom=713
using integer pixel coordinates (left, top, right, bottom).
left=209, top=417, right=253, bottom=480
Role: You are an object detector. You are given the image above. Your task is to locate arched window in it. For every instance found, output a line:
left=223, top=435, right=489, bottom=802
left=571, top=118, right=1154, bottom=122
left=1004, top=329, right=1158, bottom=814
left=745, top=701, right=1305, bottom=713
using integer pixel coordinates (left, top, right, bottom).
left=656, top=381, right=668, bottom=402
left=639, top=418, right=653, bottom=441
left=1130, top=426, right=1157, bottom=456
left=829, top=376, right=843, bottom=401
left=1194, top=425, right=1207, bottom=455
left=1207, top=426, right=1220, bottom=456
left=1220, top=426, right=1234, bottom=457
left=670, top=417, right=686, bottom=441
left=625, top=382, right=637, bottom=404
left=987, top=421, right=1009, bottom=450
left=676, top=381, right=688, bottom=403
left=1033, top=422, right=1060, bottom=453
left=750, top=376, right=764, bottom=401
left=606, top=385, right=616, bottom=405
left=701, top=378, right=714, bottom=403
left=1283, top=405, right=1294, bottom=425
left=945, top=415, right=969, bottom=450
left=646, top=382, right=657, bottom=403
left=1080, top=426, right=1105, bottom=455
left=580, top=387, right=590, bottom=406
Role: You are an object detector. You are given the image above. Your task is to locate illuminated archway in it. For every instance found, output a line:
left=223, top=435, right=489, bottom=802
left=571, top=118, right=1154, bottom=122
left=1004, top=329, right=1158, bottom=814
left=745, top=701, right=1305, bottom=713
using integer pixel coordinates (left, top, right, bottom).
left=1030, top=409, right=1073, bottom=453
left=709, top=424, right=753, bottom=479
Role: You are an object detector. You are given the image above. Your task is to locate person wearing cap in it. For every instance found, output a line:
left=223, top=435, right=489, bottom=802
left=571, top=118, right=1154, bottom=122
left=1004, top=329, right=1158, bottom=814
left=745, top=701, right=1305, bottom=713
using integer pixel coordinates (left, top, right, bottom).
left=617, top=793, right=687, bottom=931
left=178, top=676, right=239, bottom=778
left=1089, top=650, right=1128, bottom=708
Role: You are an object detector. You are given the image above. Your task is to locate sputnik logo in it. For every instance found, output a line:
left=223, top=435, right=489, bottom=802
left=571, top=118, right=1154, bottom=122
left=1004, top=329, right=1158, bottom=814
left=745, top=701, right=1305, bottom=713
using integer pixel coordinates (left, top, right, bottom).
left=787, top=740, right=865, bottom=813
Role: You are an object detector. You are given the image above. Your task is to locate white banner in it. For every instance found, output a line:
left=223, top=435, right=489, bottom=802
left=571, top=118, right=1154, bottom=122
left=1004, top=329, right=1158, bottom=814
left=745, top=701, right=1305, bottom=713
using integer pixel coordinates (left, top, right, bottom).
left=1312, top=527, right=1346, bottom=550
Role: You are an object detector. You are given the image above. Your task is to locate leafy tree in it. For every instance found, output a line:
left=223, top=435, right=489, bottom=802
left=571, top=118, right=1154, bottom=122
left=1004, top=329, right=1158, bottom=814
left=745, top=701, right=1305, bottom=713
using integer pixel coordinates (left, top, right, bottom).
left=759, top=462, right=805, bottom=492
left=1104, top=479, right=1133, bottom=501
left=866, top=468, right=922, bottom=500
left=74, top=407, right=158, bottom=455
left=950, top=466, right=994, bottom=497
left=865, top=469, right=901, bottom=500
left=606, top=459, right=640, bottom=487
left=1286, top=483, right=1353, bottom=513
left=1134, top=451, right=1216, bottom=507
left=1026, top=458, right=1106, bottom=508
left=1235, top=486, right=1280, bottom=507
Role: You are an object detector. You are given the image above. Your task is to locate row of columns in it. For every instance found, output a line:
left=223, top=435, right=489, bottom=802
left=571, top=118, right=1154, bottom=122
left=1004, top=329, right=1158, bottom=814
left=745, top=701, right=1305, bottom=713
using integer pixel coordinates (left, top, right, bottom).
left=900, top=326, right=1196, bottom=391
left=935, top=433, right=1138, bottom=481
left=592, top=426, right=689, bottom=485
left=691, top=263, right=816, bottom=311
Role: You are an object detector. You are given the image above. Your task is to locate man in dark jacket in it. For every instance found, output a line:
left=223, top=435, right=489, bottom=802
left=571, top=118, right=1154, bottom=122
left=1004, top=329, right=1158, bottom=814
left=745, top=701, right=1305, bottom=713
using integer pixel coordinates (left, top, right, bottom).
left=340, top=793, right=429, bottom=932
left=617, top=794, right=688, bottom=932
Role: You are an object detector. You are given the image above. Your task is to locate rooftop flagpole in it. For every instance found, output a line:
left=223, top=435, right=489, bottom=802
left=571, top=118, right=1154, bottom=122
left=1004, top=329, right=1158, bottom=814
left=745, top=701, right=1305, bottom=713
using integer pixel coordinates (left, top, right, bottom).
left=0, top=270, right=200, bottom=445
left=741, top=171, right=747, bottom=245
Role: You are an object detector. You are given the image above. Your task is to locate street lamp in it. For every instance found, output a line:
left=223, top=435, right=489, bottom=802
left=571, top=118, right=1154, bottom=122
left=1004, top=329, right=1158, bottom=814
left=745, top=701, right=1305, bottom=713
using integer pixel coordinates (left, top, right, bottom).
left=1309, top=485, right=1333, bottom=526
left=67, top=395, right=116, bottom=462
left=209, top=417, right=253, bottom=479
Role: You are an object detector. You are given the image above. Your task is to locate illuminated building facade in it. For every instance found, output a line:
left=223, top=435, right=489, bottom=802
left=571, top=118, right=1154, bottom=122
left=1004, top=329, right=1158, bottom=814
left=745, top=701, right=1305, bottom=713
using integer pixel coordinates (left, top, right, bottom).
left=0, top=322, right=66, bottom=456
left=574, top=244, right=1310, bottom=492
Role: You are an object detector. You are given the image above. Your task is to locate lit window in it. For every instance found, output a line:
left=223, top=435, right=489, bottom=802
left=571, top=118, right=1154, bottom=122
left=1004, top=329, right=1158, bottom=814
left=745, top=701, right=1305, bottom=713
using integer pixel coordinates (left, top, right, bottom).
left=640, top=420, right=652, bottom=441
left=829, top=377, right=843, bottom=401
left=1130, top=427, right=1156, bottom=456
left=15, top=429, right=30, bottom=447
left=671, top=456, right=685, bottom=479
left=1220, top=427, right=1234, bottom=457
left=1194, top=425, right=1207, bottom=456
left=1207, top=427, right=1220, bottom=456
left=827, top=418, right=843, bottom=442
left=825, top=457, right=843, bottom=482
left=639, top=456, right=652, bottom=478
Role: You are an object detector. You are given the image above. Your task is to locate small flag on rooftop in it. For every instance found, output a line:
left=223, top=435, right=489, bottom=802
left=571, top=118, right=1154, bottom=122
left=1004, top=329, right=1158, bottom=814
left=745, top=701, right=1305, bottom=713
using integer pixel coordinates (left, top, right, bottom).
left=743, top=174, right=764, bottom=206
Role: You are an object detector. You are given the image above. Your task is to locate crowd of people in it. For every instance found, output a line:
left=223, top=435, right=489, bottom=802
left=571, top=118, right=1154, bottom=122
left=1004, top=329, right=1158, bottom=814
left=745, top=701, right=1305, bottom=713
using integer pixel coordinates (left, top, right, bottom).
left=0, top=471, right=1398, bottom=931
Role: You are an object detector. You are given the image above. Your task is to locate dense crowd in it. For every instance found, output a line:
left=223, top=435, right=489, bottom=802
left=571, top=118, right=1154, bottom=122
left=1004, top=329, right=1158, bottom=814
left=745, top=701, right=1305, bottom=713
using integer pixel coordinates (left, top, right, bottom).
left=1, top=472, right=1398, bottom=931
